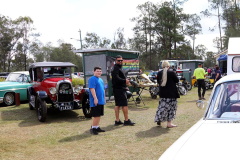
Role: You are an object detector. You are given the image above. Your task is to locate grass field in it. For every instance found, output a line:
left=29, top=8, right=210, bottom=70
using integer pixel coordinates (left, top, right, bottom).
left=0, top=87, right=211, bottom=160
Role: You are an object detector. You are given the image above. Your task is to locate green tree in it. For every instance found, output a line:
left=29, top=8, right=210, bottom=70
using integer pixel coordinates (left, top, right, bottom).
left=195, top=44, right=207, bottom=60
left=201, top=0, right=225, bottom=50
left=112, top=27, right=127, bottom=49
left=204, top=51, right=216, bottom=67
left=185, top=14, right=202, bottom=55
left=131, top=1, right=156, bottom=69
left=83, top=32, right=111, bottom=49
left=15, top=16, right=35, bottom=71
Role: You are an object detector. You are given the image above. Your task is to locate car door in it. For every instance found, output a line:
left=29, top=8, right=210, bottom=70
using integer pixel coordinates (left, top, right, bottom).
left=19, top=74, right=32, bottom=101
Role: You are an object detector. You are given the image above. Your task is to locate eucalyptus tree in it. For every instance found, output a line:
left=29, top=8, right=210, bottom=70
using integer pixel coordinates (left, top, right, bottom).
left=195, top=44, right=207, bottom=60
left=221, top=0, right=240, bottom=48
left=172, top=0, right=188, bottom=55
left=185, top=14, right=202, bottom=55
left=83, top=32, right=111, bottom=49
left=0, top=15, right=26, bottom=72
left=15, top=16, right=35, bottom=71
left=201, top=0, right=226, bottom=50
left=131, top=1, right=156, bottom=69
left=112, top=27, right=127, bottom=49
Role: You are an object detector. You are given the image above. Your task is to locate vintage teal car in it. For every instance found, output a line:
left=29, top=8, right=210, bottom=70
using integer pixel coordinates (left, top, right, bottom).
left=0, top=71, right=32, bottom=106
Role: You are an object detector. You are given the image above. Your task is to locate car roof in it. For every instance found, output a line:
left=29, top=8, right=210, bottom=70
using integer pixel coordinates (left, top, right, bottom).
left=10, top=71, right=29, bottom=75
left=215, top=73, right=240, bottom=86
left=28, top=62, right=76, bottom=69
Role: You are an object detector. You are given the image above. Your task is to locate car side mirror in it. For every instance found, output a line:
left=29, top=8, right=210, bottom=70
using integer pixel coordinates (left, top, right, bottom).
left=196, top=100, right=205, bottom=109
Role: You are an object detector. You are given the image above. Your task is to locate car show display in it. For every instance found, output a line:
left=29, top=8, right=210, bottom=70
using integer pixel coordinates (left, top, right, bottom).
left=0, top=71, right=32, bottom=106
left=27, top=62, right=91, bottom=122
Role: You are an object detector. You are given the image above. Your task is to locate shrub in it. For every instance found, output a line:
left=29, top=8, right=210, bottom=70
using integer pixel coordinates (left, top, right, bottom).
left=72, top=78, right=84, bottom=87
left=144, top=72, right=149, bottom=76
left=0, top=78, right=5, bottom=82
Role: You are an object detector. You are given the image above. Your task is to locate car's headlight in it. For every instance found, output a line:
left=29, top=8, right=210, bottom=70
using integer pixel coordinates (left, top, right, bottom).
left=49, top=87, right=57, bottom=94
left=74, top=85, right=82, bottom=93
left=74, top=87, right=80, bottom=93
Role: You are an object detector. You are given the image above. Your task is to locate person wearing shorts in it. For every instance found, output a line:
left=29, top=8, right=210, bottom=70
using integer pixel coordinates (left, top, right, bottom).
left=112, top=55, right=135, bottom=126
left=89, top=67, right=106, bottom=135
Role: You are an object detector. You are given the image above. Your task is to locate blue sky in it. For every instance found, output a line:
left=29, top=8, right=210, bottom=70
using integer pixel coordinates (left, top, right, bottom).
left=1, top=0, right=221, bottom=52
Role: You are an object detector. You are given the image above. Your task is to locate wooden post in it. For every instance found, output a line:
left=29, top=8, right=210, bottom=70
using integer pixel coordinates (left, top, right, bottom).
left=15, top=93, right=20, bottom=106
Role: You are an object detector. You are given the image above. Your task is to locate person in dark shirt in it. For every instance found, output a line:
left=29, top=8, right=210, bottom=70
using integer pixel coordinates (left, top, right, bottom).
left=155, top=61, right=179, bottom=128
left=112, top=55, right=135, bottom=126
left=215, top=66, right=222, bottom=82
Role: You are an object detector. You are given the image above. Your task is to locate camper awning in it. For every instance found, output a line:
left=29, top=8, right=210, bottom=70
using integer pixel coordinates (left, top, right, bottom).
left=217, top=54, right=227, bottom=61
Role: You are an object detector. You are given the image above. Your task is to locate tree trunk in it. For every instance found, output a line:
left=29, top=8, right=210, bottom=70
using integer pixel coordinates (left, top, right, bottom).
left=149, top=32, right=151, bottom=70
left=3, top=54, right=6, bottom=72
left=193, top=34, right=195, bottom=55
left=145, top=22, right=148, bottom=68
left=217, top=4, right=222, bottom=51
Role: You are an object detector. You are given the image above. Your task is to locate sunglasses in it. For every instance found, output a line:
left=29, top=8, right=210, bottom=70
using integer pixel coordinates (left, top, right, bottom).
left=117, top=60, right=123, bottom=62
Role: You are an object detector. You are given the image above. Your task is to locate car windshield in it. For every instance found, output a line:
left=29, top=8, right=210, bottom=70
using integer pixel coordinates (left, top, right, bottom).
left=5, top=73, right=25, bottom=82
left=42, top=67, right=72, bottom=78
left=207, top=81, right=240, bottom=120
left=159, top=61, right=177, bottom=69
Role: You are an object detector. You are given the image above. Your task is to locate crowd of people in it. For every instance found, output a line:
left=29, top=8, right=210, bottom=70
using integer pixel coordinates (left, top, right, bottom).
left=204, top=65, right=222, bottom=82
left=88, top=57, right=223, bottom=135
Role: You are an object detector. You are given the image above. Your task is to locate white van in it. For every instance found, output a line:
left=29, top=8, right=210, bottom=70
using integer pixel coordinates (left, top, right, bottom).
left=227, top=37, right=240, bottom=75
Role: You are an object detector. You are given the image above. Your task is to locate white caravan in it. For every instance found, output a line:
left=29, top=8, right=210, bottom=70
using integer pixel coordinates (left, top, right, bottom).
left=227, top=37, right=240, bottom=75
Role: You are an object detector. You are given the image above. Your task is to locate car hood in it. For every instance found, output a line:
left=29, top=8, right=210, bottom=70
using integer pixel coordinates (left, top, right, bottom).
left=160, top=119, right=240, bottom=160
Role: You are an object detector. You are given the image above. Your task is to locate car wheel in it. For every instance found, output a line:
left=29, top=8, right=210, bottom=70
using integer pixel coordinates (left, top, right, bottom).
left=36, top=97, right=47, bottom=122
left=4, top=92, right=15, bottom=106
left=82, top=96, right=92, bottom=118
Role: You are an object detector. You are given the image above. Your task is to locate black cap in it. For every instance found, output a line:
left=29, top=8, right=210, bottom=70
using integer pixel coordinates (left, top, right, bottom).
left=198, top=63, right=202, bottom=65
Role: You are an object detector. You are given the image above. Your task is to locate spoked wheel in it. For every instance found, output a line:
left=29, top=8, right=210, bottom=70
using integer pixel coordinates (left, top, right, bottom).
left=178, top=86, right=187, bottom=95
left=187, top=84, right=192, bottom=91
left=82, top=96, right=92, bottom=118
left=36, top=97, right=47, bottom=122
left=4, top=93, right=15, bottom=106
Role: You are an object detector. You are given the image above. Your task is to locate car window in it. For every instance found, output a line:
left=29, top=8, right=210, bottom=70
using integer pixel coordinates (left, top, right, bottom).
left=208, top=82, right=240, bottom=119
left=6, top=73, right=24, bottom=82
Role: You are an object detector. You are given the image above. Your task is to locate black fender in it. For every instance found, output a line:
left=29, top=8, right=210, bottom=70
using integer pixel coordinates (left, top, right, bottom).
left=27, top=87, right=36, bottom=97
left=36, top=91, right=48, bottom=100
left=80, top=88, right=89, bottom=104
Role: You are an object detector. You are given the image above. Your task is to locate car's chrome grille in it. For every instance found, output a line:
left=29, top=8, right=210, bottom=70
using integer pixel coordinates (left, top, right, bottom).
left=57, top=83, right=73, bottom=102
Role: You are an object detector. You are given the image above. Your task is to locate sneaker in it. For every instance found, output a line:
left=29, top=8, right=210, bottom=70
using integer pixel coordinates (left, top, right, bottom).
left=124, top=119, right=135, bottom=126
left=90, top=128, right=98, bottom=135
left=115, top=120, right=124, bottom=126
left=201, top=97, right=206, bottom=100
left=199, top=96, right=202, bottom=100
left=96, top=127, right=105, bottom=132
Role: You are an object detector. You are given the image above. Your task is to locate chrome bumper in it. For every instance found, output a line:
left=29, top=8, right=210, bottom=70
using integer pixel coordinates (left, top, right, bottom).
left=0, top=98, right=3, bottom=103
